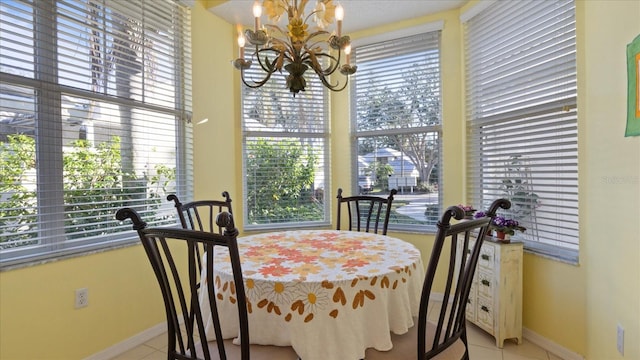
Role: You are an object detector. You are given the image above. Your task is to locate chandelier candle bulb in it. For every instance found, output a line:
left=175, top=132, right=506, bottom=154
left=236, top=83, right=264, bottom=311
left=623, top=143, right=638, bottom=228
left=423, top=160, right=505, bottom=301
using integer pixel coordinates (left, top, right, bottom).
left=253, top=2, right=262, bottom=31
left=238, top=34, right=245, bottom=58
left=335, top=3, right=344, bottom=37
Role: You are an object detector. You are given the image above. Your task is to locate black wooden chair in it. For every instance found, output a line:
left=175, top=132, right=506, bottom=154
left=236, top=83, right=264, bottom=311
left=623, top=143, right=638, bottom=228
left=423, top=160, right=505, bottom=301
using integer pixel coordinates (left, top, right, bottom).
left=336, top=188, right=398, bottom=235
left=167, top=192, right=233, bottom=234
left=115, top=209, right=298, bottom=360
left=168, top=193, right=233, bottom=277
left=364, top=198, right=511, bottom=360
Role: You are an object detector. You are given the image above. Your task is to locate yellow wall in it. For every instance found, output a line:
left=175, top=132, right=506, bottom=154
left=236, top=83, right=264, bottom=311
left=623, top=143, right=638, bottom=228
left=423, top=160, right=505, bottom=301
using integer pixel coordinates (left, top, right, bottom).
left=191, top=0, right=243, bottom=228
left=0, top=246, right=164, bottom=359
left=581, top=1, right=640, bottom=359
left=1, top=1, right=638, bottom=359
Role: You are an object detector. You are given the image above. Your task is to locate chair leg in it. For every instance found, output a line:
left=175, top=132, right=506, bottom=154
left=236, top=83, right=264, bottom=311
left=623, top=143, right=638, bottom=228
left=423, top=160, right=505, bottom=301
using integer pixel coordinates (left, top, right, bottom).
left=461, top=328, right=470, bottom=360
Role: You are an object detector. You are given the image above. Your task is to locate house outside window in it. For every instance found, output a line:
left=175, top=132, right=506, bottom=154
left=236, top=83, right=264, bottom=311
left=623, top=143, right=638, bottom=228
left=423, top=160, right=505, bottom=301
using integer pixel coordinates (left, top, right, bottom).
left=463, top=0, right=578, bottom=262
left=0, top=0, right=193, bottom=267
left=352, top=27, right=443, bottom=232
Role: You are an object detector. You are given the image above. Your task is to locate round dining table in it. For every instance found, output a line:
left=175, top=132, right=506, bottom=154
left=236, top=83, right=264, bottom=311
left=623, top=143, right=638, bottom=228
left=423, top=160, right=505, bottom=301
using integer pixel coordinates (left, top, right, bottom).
left=199, top=229, right=425, bottom=360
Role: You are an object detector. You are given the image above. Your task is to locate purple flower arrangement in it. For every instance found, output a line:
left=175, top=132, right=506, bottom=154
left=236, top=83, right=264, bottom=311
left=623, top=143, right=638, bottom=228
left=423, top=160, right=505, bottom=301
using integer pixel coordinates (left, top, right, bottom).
left=474, top=212, right=526, bottom=235
left=457, top=204, right=476, bottom=218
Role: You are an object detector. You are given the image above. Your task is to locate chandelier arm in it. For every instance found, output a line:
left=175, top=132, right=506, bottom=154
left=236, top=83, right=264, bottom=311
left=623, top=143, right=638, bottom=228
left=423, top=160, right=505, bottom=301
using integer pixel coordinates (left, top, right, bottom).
left=307, top=51, right=341, bottom=76
left=253, top=47, right=288, bottom=73
left=313, top=68, right=349, bottom=92
left=240, top=67, right=275, bottom=88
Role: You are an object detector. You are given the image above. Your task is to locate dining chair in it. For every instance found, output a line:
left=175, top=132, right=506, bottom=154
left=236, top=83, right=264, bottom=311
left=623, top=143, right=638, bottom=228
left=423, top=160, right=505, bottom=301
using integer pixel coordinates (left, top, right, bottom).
left=115, top=208, right=299, bottom=360
left=168, top=193, right=233, bottom=277
left=167, top=192, right=233, bottom=234
left=336, top=187, right=398, bottom=235
left=364, top=198, right=511, bottom=360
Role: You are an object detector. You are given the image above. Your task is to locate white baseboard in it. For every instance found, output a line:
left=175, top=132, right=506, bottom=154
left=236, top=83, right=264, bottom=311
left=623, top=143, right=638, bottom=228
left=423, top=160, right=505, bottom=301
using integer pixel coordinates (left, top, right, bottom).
left=523, top=327, right=585, bottom=360
left=84, top=322, right=167, bottom=360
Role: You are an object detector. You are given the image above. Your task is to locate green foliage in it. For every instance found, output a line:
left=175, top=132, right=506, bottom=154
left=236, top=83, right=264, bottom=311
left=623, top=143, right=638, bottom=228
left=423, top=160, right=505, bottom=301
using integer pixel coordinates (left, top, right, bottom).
left=367, top=161, right=394, bottom=191
left=63, top=138, right=128, bottom=238
left=0, top=135, right=175, bottom=246
left=245, top=139, right=322, bottom=223
left=0, top=135, right=37, bottom=244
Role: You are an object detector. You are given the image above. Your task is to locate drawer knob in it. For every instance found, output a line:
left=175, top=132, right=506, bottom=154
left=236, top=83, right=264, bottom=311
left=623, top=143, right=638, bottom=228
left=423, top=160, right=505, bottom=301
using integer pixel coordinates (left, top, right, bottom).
left=481, top=279, right=491, bottom=287
left=481, top=254, right=490, bottom=261
left=481, top=305, right=490, bottom=312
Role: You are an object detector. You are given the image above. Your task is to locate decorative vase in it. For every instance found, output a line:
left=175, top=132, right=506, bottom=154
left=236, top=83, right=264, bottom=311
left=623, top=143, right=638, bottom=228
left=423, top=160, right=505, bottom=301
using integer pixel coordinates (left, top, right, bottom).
left=496, top=231, right=511, bottom=242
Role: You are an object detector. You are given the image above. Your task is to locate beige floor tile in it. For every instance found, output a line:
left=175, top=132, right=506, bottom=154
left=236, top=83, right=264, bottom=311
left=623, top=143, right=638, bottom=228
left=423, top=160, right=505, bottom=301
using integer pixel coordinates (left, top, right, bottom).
left=144, top=333, right=168, bottom=351
left=466, top=322, right=498, bottom=348
left=140, top=350, right=167, bottom=360
left=548, top=352, right=564, bottom=360
left=468, top=343, right=504, bottom=360
left=502, top=339, right=549, bottom=360
left=549, top=353, right=564, bottom=360
left=110, top=344, right=156, bottom=360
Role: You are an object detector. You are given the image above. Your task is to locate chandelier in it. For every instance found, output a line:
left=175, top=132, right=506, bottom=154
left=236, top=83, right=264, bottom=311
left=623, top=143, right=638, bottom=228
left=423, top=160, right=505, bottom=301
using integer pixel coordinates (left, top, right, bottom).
left=233, top=0, right=357, bottom=95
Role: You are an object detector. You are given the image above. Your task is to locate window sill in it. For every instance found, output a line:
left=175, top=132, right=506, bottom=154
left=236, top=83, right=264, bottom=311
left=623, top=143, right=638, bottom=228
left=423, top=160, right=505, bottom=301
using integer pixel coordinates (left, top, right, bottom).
left=521, top=240, right=579, bottom=265
left=0, top=238, right=139, bottom=272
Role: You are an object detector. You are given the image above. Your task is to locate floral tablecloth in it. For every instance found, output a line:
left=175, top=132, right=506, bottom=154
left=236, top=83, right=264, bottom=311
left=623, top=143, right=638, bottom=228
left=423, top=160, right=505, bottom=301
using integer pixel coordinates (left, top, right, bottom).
left=200, top=230, right=424, bottom=360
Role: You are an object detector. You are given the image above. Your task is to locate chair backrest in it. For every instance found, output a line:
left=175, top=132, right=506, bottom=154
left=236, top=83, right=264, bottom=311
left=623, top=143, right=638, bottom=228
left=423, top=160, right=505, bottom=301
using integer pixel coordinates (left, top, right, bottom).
left=417, top=198, right=510, bottom=359
left=336, top=188, right=398, bottom=235
left=168, top=192, right=233, bottom=234
left=115, top=208, right=250, bottom=360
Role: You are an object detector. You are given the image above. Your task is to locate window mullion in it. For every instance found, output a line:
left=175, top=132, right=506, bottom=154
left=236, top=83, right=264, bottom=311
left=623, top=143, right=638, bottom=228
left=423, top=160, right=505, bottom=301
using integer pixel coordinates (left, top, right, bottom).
left=35, top=0, right=66, bottom=247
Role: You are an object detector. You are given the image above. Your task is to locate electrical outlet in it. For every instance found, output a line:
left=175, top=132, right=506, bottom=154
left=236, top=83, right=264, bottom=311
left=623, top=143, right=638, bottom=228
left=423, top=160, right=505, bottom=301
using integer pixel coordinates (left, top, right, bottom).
left=617, top=323, right=624, bottom=356
left=75, top=288, right=88, bottom=309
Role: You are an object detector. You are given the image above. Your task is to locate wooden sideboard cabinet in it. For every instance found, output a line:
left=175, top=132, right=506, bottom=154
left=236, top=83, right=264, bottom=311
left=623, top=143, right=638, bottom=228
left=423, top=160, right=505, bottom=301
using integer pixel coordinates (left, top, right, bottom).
left=459, top=237, right=523, bottom=348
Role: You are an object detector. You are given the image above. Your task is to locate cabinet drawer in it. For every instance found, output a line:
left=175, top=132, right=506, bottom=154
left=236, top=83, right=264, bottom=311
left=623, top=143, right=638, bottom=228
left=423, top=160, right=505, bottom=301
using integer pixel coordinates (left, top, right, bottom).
left=478, top=243, right=495, bottom=270
left=476, top=296, right=494, bottom=331
left=477, top=270, right=494, bottom=300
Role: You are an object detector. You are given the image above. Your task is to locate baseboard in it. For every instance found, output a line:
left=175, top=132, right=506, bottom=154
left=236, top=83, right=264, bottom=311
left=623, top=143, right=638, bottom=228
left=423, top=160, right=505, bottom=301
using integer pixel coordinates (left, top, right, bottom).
left=523, top=327, right=585, bottom=360
left=84, top=322, right=167, bottom=360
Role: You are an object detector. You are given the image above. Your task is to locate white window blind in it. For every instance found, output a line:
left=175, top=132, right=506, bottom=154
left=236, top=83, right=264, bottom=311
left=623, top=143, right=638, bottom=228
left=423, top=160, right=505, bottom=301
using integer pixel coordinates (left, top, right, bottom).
left=0, top=0, right=192, bottom=267
left=464, top=0, right=578, bottom=262
left=241, top=66, right=329, bottom=229
left=352, top=31, right=442, bottom=231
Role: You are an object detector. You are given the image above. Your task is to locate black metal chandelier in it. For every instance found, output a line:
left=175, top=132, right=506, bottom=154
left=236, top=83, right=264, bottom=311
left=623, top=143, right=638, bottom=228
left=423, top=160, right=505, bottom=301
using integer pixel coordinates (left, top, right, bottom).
left=233, top=0, right=357, bottom=95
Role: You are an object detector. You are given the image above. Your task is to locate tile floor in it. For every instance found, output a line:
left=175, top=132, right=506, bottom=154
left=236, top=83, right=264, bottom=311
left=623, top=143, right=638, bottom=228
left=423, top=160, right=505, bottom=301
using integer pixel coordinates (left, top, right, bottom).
left=111, top=301, right=566, bottom=360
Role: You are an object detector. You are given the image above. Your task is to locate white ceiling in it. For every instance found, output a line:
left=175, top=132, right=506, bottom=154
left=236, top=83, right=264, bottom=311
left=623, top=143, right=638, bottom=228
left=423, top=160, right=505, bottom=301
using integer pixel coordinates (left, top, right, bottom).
left=207, top=1, right=468, bottom=34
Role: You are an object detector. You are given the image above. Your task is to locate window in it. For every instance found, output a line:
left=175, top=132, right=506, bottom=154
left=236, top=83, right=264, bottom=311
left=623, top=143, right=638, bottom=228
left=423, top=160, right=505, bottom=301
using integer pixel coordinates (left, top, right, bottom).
left=0, top=0, right=192, bottom=267
left=241, top=70, right=329, bottom=229
left=352, top=28, right=443, bottom=232
left=463, top=0, right=578, bottom=262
